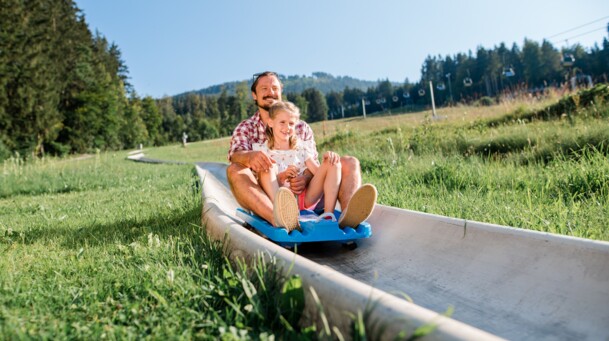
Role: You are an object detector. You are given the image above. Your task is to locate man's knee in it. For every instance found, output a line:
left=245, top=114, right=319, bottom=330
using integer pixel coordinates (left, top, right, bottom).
left=340, top=155, right=360, bottom=174
left=226, top=163, right=255, bottom=192
left=226, top=162, right=243, bottom=181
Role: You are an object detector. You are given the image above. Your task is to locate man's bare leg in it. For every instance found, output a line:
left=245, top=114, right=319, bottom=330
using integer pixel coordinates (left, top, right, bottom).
left=337, top=155, right=362, bottom=209
left=226, top=163, right=274, bottom=224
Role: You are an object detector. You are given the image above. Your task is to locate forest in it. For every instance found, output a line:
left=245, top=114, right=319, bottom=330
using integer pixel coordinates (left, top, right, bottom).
left=2, top=0, right=609, bottom=160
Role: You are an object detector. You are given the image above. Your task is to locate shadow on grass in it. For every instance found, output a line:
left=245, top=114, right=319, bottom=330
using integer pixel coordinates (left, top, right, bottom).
left=19, top=202, right=203, bottom=250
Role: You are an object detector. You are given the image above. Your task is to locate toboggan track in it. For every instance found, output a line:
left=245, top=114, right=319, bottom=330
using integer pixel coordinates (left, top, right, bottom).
left=129, top=152, right=609, bottom=340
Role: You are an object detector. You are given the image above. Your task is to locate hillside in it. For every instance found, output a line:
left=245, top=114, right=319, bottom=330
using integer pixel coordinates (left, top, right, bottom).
left=177, top=72, right=393, bottom=97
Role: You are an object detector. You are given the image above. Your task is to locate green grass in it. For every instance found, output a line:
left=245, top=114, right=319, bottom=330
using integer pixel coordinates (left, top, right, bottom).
left=143, top=137, right=230, bottom=164
left=0, top=153, right=320, bottom=339
left=317, top=92, right=609, bottom=241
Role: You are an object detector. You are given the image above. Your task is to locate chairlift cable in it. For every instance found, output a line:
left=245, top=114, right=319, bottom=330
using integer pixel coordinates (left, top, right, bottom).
left=546, top=15, right=609, bottom=39
left=551, top=26, right=607, bottom=45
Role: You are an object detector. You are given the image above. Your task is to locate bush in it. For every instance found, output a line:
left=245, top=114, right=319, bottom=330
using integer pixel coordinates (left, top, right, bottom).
left=46, top=141, right=71, bottom=157
left=532, top=83, right=609, bottom=120
left=475, top=96, right=495, bottom=107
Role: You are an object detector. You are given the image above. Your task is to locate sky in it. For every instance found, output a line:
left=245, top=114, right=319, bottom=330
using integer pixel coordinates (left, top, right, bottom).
left=75, top=0, right=609, bottom=98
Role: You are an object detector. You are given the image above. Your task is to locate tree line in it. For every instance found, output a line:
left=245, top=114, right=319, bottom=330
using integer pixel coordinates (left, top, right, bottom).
left=2, top=0, right=608, bottom=160
left=1, top=0, right=162, bottom=159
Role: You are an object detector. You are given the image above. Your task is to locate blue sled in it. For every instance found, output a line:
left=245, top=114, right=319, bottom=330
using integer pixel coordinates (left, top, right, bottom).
left=236, top=207, right=372, bottom=248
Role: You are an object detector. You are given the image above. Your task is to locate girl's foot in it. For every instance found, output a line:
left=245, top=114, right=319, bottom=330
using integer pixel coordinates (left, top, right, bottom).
left=273, top=187, right=301, bottom=232
left=316, top=212, right=337, bottom=222
left=338, top=184, right=377, bottom=228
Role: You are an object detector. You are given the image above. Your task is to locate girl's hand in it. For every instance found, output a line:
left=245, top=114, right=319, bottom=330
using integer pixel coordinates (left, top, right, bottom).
left=278, top=165, right=299, bottom=185
left=285, top=165, right=299, bottom=178
left=323, top=151, right=340, bottom=165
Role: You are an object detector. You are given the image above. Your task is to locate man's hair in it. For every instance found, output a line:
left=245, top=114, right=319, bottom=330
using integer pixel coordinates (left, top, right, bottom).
left=266, top=101, right=299, bottom=150
left=251, top=71, right=281, bottom=93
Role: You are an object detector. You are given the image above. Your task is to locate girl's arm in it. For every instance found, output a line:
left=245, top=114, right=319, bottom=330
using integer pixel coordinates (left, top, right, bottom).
left=305, top=157, right=319, bottom=175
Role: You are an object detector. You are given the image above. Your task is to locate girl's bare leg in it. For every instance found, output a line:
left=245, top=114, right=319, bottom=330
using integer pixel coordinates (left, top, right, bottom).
left=258, top=164, right=280, bottom=202
left=305, top=160, right=341, bottom=213
left=323, top=161, right=341, bottom=213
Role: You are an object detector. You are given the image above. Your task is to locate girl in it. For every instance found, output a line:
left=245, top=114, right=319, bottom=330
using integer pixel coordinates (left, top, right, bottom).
left=254, top=101, right=341, bottom=231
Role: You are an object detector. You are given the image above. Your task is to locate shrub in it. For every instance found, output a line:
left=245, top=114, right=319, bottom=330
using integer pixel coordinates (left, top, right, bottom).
left=475, top=96, right=495, bottom=107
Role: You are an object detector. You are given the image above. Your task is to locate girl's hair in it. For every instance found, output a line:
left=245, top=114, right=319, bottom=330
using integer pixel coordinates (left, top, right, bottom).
left=266, top=101, right=299, bottom=150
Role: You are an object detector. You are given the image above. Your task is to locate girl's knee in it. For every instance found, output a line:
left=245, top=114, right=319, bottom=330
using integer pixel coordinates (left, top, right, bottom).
left=322, top=158, right=342, bottom=171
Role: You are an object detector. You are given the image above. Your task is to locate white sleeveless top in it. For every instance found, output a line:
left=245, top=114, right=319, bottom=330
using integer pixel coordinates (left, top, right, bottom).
left=252, top=139, right=317, bottom=175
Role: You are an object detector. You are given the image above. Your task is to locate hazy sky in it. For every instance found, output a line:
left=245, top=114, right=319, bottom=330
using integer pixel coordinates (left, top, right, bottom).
left=75, top=0, right=609, bottom=98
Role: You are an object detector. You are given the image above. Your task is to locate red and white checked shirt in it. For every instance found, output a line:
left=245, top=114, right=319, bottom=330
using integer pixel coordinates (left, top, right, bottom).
left=228, top=111, right=318, bottom=161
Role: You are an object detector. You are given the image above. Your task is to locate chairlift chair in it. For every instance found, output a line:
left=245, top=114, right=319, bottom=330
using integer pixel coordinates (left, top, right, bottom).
left=463, top=77, right=473, bottom=87
left=436, top=82, right=446, bottom=91
left=562, top=54, right=575, bottom=67
left=418, top=89, right=426, bottom=96
left=393, top=96, right=399, bottom=102
left=403, top=92, right=410, bottom=99
left=503, top=67, right=515, bottom=77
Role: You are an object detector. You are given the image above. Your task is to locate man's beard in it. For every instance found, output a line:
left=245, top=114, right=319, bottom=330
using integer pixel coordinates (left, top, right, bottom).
left=257, top=96, right=279, bottom=111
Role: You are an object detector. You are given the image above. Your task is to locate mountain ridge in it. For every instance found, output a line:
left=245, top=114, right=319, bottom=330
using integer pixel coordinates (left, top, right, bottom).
left=175, top=72, right=400, bottom=97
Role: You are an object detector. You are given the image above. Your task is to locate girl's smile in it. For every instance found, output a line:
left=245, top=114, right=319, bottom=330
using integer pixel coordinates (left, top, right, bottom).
left=269, top=110, right=298, bottom=148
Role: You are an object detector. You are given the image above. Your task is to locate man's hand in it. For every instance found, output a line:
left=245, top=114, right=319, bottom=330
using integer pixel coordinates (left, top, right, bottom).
left=288, top=169, right=312, bottom=195
left=248, top=151, right=275, bottom=173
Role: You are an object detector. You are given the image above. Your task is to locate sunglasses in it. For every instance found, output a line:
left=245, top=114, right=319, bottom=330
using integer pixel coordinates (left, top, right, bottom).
left=252, top=71, right=278, bottom=84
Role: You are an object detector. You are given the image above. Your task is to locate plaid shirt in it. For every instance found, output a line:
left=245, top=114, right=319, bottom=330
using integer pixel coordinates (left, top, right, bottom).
left=228, top=111, right=317, bottom=161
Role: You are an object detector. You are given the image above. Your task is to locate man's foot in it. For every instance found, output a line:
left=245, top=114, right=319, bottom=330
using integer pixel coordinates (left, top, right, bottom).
left=273, top=187, right=301, bottom=232
left=338, top=184, right=377, bottom=228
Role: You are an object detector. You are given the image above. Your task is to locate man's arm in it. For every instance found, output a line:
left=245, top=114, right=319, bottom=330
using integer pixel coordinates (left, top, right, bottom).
left=230, top=150, right=252, bottom=167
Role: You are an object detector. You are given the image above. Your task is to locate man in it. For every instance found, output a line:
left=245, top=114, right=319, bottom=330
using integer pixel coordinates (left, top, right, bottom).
left=227, top=71, right=376, bottom=229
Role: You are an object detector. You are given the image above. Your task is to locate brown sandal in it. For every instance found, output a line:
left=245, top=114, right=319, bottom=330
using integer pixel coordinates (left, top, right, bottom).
left=338, top=184, right=377, bottom=228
